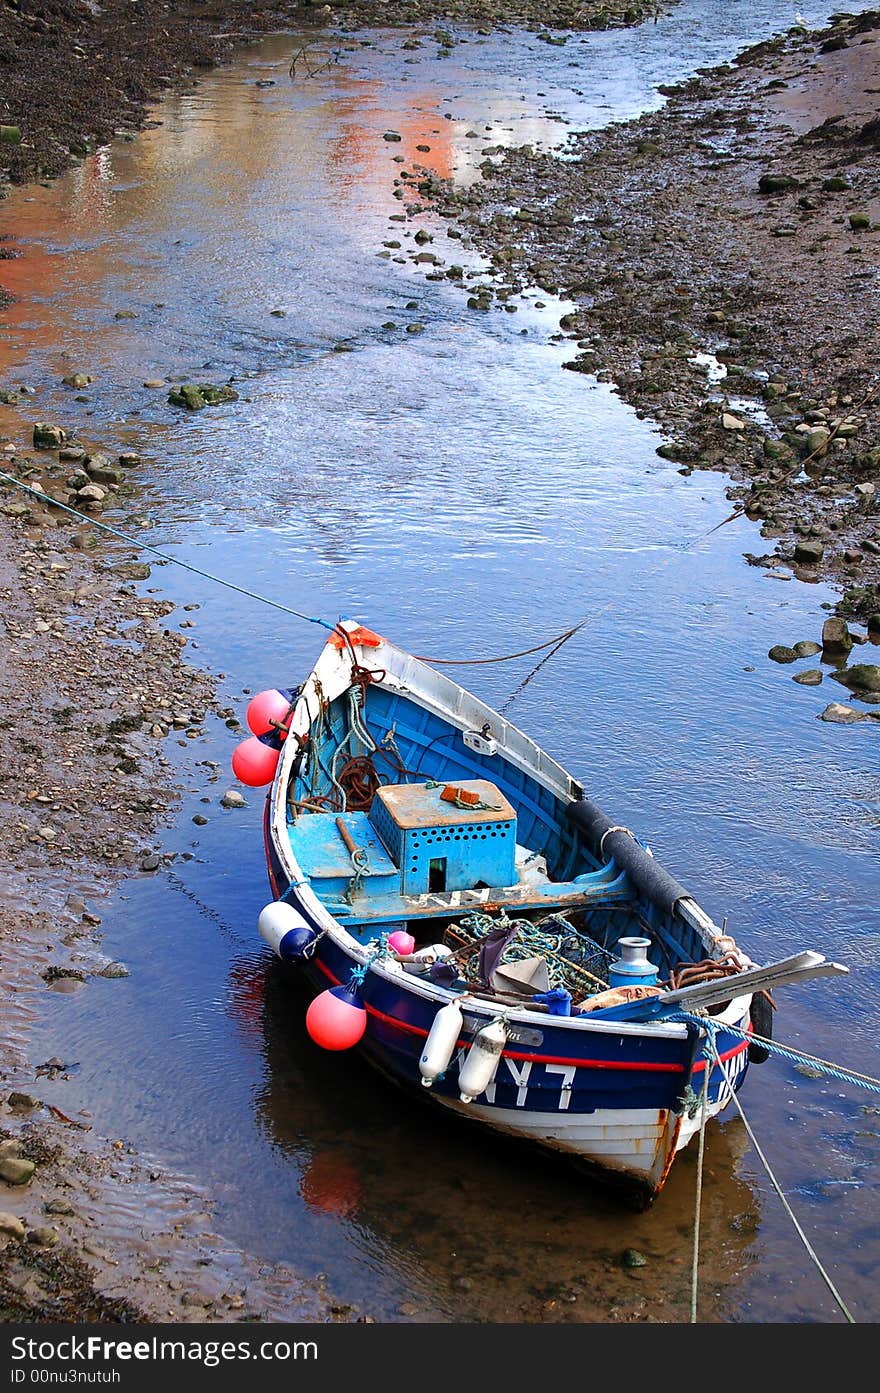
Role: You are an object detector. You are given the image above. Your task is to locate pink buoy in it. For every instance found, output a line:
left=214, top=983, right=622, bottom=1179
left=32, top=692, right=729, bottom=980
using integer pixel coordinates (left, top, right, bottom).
left=246, top=687, right=296, bottom=738
left=388, top=930, right=416, bottom=957
left=231, top=731, right=283, bottom=787
left=306, top=980, right=367, bottom=1051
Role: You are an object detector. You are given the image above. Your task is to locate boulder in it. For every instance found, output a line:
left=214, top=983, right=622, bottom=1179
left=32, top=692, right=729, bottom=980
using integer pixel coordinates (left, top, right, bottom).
left=33, top=423, right=66, bottom=449
left=768, top=645, right=797, bottom=664
left=819, top=702, right=869, bottom=723
left=0, top=1157, right=35, bottom=1186
left=758, top=174, right=799, bottom=194
left=832, top=664, right=880, bottom=693
left=822, top=617, right=853, bottom=657
left=794, top=539, right=824, bottom=564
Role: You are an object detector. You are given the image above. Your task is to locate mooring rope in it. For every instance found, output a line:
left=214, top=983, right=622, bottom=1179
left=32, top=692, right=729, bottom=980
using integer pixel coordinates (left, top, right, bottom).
left=670, top=1012, right=880, bottom=1095
left=0, top=473, right=338, bottom=633
left=690, top=1063, right=710, bottom=1324
left=701, top=1024, right=857, bottom=1324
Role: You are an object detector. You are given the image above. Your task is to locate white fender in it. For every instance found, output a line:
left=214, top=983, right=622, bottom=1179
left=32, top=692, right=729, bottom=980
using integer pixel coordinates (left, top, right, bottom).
left=257, top=901, right=315, bottom=961
left=458, top=1017, right=507, bottom=1103
left=419, top=999, right=463, bottom=1088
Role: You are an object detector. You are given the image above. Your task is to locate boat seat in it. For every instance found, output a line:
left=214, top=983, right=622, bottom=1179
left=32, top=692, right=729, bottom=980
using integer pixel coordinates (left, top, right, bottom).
left=289, top=811, right=399, bottom=884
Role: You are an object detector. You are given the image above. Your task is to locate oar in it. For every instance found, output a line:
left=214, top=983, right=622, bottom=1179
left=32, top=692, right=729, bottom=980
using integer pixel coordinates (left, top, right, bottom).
left=585, top=951, right=849, bottom=1022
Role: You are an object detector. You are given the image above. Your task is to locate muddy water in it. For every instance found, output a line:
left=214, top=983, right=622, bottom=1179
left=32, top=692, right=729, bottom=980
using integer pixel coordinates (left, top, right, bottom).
left=1, top=2, right=879, bottom=1324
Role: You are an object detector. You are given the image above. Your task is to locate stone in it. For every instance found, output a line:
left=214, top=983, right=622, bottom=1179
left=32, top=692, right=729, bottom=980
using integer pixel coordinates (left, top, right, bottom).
left=75, top=483, right=106, bottom=505
left=793, top=670, right=823, bottom=685
left=192, top=814, right=208, bottom=826
left=793, top=641, right=822, bottom=658
left=768, top=645, right=797, bottom=664
left=802, top=426, right=830, bottom=457
left=794, top=539, right=824, bottom=564
left=832, top=664, right=880, bottom=693
left=0, top=1157, right=35, bottom=1186
left=26, top=1227, right=58, bottom=1247
left=61, top=373, right=91, bottom=389
left=98, top=962, right=129, bottom=979
left=220, top=789, right=246, bottom=809
left=819, top=702, right=869, bottom=723
left=33, top=423, right=66, bottom=449
left=721, top=412, right=745, bottom=431
left=7, top=1092, right=39, bottom=1110
left=140, top=852, right=160, bottom=872
left=0, top=1213, right=25, bottom=1238
left=758, top=174, right=798, bottom=194
left=621, top=1248, right=647, bottom=1268
left=168, top=383, right=238, bottom=410
left=822, top=617, right=853, bottom=656
left=45, top=1199, right=75, bottom=1215
left=383, top=131, right=402, bottom=142
left=85, top=457, right=125, bottom=485
left=118, top=452, right=142, bottom=468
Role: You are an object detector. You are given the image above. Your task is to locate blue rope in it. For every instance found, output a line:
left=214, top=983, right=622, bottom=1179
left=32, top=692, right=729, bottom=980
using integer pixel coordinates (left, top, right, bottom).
left=0, top=473, right=336, bottom=632
left=669, top=1011, right=880, bottom=1095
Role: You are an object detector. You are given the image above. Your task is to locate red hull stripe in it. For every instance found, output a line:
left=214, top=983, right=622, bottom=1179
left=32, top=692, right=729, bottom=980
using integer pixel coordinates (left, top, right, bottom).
left=312, top=957, right=749, bottom=1073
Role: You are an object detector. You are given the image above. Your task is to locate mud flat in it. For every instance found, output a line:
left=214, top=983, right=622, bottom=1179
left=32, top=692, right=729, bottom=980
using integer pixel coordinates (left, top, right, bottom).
left=0, top=437, right=366, bottom=1320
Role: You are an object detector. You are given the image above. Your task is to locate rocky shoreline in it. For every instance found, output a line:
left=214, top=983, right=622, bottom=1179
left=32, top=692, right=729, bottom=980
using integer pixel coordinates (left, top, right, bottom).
left=1, top=0, right=878, bottom=1331
left=422, top=10, right=880, bottom=644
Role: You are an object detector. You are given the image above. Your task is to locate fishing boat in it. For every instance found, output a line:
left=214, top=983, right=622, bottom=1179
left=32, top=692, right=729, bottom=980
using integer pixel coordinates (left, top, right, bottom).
left=235, top=619, right=847, bottom=1206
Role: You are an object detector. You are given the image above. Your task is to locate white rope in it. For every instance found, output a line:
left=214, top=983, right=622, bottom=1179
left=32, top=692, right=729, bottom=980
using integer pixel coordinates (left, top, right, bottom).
left=709, top=1033, right=856, bottom=1323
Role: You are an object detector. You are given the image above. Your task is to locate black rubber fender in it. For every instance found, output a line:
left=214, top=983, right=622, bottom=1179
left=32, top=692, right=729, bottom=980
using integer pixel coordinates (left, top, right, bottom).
left=748, top=990, right=774, bottom=1064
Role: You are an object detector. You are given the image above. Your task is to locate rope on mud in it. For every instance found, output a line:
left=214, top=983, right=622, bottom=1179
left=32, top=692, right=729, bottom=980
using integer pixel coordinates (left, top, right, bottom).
left=702, top=1024, right=856, bottom=1324
left=0, top=473, right=337, bottom=633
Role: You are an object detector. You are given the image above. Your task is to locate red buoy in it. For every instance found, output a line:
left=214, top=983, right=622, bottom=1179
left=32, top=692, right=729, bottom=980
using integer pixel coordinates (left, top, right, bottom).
left=246, top=688, right=296, bottom=738
left=231, top=730, right=283, bottom=787
left=306, top=980, right=367, bottom=1051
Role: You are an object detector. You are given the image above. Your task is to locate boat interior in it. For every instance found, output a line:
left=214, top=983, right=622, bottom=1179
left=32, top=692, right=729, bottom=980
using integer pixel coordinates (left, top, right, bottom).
left=283, top=680, right=708, bottom=1003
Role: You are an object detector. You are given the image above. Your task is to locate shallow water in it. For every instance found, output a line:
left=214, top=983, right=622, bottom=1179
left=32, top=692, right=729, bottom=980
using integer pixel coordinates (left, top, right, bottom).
left=1, top=0, right=878, bottom=1323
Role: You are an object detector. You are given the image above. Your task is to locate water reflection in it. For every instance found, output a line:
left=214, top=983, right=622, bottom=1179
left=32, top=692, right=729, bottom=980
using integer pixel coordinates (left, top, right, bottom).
left=250, top=956, right=762, bottom=1322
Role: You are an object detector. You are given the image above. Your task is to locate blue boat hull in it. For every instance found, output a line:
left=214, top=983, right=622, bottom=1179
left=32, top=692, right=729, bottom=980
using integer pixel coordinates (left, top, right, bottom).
left=264, top=797, right=750, bottom=1203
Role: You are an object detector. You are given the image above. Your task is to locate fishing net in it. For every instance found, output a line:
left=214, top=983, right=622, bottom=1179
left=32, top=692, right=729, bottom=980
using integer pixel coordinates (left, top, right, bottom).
left=442, top=911, right=615, bottom=1001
